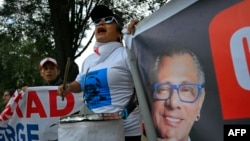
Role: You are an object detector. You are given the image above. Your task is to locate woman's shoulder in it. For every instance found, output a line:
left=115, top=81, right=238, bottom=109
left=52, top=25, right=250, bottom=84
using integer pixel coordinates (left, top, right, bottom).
left=114, top=46, right=128, bottom=57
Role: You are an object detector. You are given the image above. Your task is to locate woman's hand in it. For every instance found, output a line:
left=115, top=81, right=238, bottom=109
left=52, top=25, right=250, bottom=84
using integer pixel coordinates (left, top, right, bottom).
left=58, top=84, right=70, bottom=98
left=127, top=19, right=140, bottom=35
left=57, top=81, right=82, bottom=98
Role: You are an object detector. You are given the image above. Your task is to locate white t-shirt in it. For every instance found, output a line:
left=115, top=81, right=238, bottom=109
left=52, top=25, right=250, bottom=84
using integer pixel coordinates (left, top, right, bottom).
left=76, top=41, right=142, bottom=136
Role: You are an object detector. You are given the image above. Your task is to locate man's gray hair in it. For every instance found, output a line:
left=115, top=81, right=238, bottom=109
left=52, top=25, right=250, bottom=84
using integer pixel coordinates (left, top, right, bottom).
left=150, top=45, right=205, bottom=85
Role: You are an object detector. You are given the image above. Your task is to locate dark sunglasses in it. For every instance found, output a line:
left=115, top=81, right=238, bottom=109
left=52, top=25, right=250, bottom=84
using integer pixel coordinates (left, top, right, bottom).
left=93, top=16, right=118, bottom=26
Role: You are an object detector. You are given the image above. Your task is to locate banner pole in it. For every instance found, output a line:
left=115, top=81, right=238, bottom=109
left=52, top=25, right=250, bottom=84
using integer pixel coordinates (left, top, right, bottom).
left=125, top=45, right=157, bottom=141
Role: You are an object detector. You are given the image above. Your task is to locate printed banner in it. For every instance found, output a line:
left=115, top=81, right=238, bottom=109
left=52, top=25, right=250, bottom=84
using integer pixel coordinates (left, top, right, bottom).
left=126, top=0, right=250, bottom=140
left=0, top=86, right=84, bottom=140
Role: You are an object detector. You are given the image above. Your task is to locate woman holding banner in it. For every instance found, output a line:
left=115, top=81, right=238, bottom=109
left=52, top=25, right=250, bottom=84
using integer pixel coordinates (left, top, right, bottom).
left=58, top=5, right=141, bottom=141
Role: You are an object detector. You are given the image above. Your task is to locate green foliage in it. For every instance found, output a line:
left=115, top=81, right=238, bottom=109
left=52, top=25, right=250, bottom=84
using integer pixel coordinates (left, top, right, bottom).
left=0, top=35, right=47, bottom=89
left=0, top=0, right=55, bottom=92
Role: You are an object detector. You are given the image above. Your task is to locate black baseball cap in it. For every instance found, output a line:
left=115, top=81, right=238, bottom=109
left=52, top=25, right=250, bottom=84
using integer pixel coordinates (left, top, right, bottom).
left=90, top=5, right=124, bottom=28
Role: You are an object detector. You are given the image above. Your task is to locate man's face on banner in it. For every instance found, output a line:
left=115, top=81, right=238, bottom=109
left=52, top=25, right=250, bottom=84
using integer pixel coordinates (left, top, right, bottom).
left=152, top=54, right=205, bottom=141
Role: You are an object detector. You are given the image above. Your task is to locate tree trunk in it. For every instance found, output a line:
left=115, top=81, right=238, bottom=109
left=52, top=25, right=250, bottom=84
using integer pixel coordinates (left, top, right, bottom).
left=48, top=0, right=79, bottom=82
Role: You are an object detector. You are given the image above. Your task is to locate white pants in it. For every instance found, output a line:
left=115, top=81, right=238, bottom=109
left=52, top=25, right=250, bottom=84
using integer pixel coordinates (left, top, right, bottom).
left=58, top=119, right=124, bottom=141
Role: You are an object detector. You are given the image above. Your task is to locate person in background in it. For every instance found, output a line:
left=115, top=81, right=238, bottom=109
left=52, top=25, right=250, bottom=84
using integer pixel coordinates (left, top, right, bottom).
left=58, top=5, right=141, bottom=141
left=22, top=57, right=63, bottom=91
left=2, top=88, right=16, bottom=105
left=150, top=46, right=206, bottom=141
left=20, top=57, right=63, bottom=141
left=39, top=57, right=63, bottom=86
